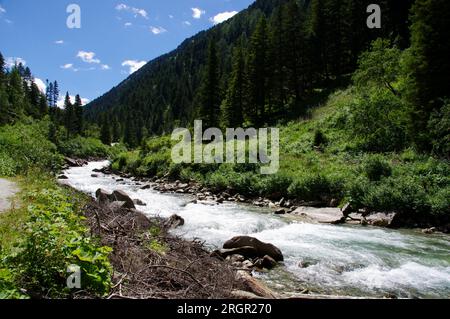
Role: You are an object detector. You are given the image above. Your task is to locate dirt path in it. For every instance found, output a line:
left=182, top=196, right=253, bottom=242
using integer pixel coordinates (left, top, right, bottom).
left=0, top=178, right=19, bottom=213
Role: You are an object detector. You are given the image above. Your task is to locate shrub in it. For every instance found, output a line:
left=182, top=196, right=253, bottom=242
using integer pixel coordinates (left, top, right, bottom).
left=0, top=120, right=63, bottom=175
left=13, top=188, right=112, bottom=297
left=288, top=173, right=345, bottom=202
left=363, top=155, right=392, bottom=181
left=313, top=129, right=327, bottom=147
left=58, top=136, right=110, bottom=158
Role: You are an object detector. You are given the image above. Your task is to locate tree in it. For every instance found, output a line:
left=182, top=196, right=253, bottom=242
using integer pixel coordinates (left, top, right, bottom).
left=53, top=81, right=59, bottom=108
left=100, top=116, right=112, bottom=145
left=46, top=81, right=54, bottom=107
left=112, top=117, right=121, bottom=142
left=74, top=94, right=84, bottom=135
left=406, top=0, right=450, bottom=151
left=222, top=43, right=246, bottom=128
left=352, top=39, right=401, bottom=96
left=247, top=16, right=269, bottom=127
left=198, top=39, right=221, bottom=128
left=64, top=92, right=74, bottom=137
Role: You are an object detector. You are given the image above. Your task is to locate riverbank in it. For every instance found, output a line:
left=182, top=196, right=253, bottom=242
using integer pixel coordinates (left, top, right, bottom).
left=97, top=164, right=449, bottom=234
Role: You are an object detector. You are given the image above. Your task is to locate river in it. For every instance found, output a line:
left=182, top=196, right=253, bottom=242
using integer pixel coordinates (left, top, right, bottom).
left=64, top=161, right=450, bottom=298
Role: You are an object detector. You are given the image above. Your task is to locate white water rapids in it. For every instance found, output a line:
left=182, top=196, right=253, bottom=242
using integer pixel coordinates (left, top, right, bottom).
left=64, top=161, right=450, bottom=298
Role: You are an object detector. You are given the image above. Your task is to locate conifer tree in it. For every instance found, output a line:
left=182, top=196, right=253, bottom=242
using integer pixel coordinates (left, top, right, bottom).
left=74, top=94, right=84, bottom=135
left=222, top=43, right=246, bottom=128
left=198, top=39, right=221, bottom=128
left=247, top=16, right=269, bottom=127
left=406, top=0, right=450, bottom=150
left=100, top=116, right=112, bottom=145
left=64, top=92, right=74, bottom=137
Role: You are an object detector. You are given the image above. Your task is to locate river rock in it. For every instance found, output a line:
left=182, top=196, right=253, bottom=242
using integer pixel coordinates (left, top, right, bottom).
left=165, top=214, right=185, bottom=229
left=133, top=199, right=147, bottom=206
left=213, top=246, right=259, bottom=260
left=274, top=208, right=286, bottom=215
left=64, top=157, right=88, bottom=167
left=223, top=236, right=284, bottom=261
left=111, top=190, right=136, bottom=209
left=96, top=188, right=112, bottom=205
left=58, top=175, right=69, bottom=180
left=254, top=255, right=277, bottom=270
left=365, top=212, right=398, bottom=227
left=292, top=207, right=345, bottom=224
left=108, top=201, right=128, bottom=213
left=91, top=174, right=99, bottom=178
left=140, top=184, right=151, bottom=190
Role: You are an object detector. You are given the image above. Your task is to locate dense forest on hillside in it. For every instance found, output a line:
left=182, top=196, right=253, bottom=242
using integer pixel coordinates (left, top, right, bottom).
left=85, top=0, right=420, bottom=144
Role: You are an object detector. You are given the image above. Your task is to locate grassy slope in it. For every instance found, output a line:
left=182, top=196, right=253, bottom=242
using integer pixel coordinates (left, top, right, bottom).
left=112, top=88, right=450, bottom=227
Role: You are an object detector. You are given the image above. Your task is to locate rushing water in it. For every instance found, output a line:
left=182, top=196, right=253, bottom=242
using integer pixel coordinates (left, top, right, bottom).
left=64, top=161, right=450, bottom=298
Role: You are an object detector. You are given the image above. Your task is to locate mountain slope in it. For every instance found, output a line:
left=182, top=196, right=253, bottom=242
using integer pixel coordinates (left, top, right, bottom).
left=85, top=0, right=413, bottom=140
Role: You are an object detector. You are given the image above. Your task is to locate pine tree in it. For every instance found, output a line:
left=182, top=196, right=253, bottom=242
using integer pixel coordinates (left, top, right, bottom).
left=222, top=43, right=246, bottom=128
left=100, top=116, right=112, bottom=145
left=198, top=39, right=221, bottom=128
left=6, top=68, right=25, bottom=122
left=406, top=0, right=450, bottom=151
left=74, top=94, right=84, bottom=135
left=38, top=94, right=48, bottom=117
left=124, top=114, right=137, bottom=148
left=53, top=81, right=59, bottom=108
left=64, top=92, right=74, bottom=137
left=0, top=52, right=5, bottom=82
left=247, top=16, right=269, bottom=127
left=46, top=81, right=54, bottom=107
left=112, top=117, right=121, bottom=142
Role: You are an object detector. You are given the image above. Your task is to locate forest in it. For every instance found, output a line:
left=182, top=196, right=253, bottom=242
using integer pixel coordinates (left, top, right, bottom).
left=83, top=0, right=449, bottom=156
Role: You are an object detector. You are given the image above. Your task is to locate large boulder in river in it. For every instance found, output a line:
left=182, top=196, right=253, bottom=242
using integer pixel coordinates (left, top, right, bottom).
left=110, top=190, right=135, bottom=209
left=291, top=207, right=345, bottom=224
left=212, top=246, right=259, bottom=260
left=223, top=236, right=284, bottom=261
left=364, top=212, right=398, bottom=227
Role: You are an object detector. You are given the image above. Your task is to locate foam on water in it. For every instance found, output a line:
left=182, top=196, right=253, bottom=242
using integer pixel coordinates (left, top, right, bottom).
left=64, top=161, right=450, bottom=298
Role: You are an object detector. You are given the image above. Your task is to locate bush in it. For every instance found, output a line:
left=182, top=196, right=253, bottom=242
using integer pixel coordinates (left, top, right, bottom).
left=0, top=120, right=63, bottom=175
left=313, top=129, right=327, bottom=147
left=58, top=136, right=110, bottom=158
left=363, top=155, right=392, bottom=181
left=288, top=173, right=345, bottom=202
left=12, top=187, right=112, bottom=297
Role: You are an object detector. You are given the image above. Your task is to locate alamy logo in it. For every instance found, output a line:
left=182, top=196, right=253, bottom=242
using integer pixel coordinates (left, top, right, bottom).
left=66, top=264, right=81, bottom=289
left=66, top=4, right=81, bottom=29
left=367, top=4, right=381, bottom=29
left=171, top=120, right=279, bottom=175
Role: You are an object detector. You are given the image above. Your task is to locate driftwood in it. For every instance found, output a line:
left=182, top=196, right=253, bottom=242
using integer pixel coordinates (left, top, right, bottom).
left=81, top=200, right=244, bottom=299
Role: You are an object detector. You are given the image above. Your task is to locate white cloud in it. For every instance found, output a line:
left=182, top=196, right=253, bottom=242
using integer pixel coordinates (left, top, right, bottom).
left=183, top=21, right=191, bottom=26
left=101, top=64, right=111, bottom=70
left=55, top=40, right=64, bottom=44
left=60, top=63, right=78, bottom=72
left=124, top=22, right=132, bottom=27
left=169, top=15, right=174, bottom=19
left=0, top=5, right=6, bottom=14
left=5, top=57, right=26, bottom=69
left=191, top=8, right=205, bottom=19
left=57, top=95, right=90, bottom=108
left=77, top=51, right=101, bottom=64
left=115, top=3, right=148, bottom=19
left=210, top=11, right=238, bottom=25
left=150, top=26, right=166, bottom=35
left=122, top=60, right=146, bottom=74
left=34, top=78, right=46, bottom=94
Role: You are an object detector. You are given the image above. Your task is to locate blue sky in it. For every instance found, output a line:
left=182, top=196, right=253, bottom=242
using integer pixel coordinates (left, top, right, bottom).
left=0, top=0, right=253, bottom=105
